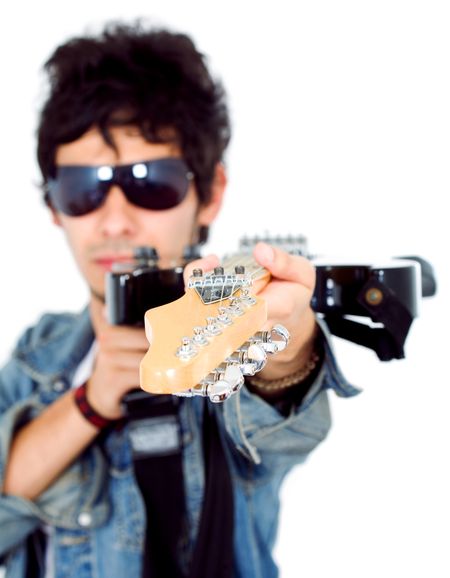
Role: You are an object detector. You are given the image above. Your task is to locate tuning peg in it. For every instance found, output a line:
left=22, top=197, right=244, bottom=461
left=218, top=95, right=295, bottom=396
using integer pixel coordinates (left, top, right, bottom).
left=200, top=364, right=242, bottom=402
left=227, top=298, right=245, bottom=316
left=192, top=326, right=209, bottom=346
left=227, top=342, right=267, bottom=376
left=217, top=307, right=233, bottom=326
left=183, top=244, right=202, bottom=261
left=269, top=324, right=290, bottom=352
left=239, top=288, right=256, bottom=307
left=205, top=379, right=234, bottom=403
left=175, top=337, right=198, bottom=360
left=217, top=363, right=245, bottom=392
left=244, top=343, right=267, bottom=375
left=177, top=364, right=245, bottom=403
left=205, top=316, right=223, bottom=336
left=251, top=324, right=290, bottom=354
left=133, top=246, right=159, bottom=263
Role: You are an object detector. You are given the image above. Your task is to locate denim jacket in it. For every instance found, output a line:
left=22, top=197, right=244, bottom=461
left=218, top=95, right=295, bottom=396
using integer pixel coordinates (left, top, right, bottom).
left=0, top=308, right=359, bottom=578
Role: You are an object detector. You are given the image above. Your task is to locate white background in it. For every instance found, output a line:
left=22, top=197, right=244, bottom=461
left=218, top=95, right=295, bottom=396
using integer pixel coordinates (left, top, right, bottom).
left=0, top=1, right=448, bottom=577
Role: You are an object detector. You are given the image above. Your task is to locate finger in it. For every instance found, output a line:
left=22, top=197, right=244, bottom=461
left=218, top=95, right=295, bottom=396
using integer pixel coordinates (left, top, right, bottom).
left=183, top=253, right=221, bottom=286
left=97, top=326, right=150, bottom=351
left=252, top=242, right=315, bottom=290
left=98, top=350, right=147, bottom=371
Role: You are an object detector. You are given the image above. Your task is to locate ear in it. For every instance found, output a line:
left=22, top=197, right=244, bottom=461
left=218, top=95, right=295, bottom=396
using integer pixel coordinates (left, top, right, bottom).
left=197, top=163, right=227, bottom=226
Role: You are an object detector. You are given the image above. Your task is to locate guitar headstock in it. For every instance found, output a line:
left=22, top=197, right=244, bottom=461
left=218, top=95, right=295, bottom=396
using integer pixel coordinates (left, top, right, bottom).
left=140, top=263, right=289, bottom=402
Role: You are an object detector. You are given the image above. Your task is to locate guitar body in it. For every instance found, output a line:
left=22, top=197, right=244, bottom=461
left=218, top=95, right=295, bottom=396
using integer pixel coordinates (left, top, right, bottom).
left=312, top=259, right=421, bottom=318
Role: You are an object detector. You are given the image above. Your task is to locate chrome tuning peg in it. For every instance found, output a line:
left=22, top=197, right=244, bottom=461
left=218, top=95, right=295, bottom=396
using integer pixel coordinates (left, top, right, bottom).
left=206, top=379, right=233, bottom=403
left=242, top=343, right=267, bottom=375
left=227, top=342, right=267, bottom=376
left=204, top=316, right=223, bottom=336
left=173, top=324, right=290, bottom=403
left=192, top=326, right=209, bottom=346
left=174, top=364, right=245, bottom=403
left=220, top=363, right=245, bottom=393
left=202, top=364, right=245, bottom=403
left=175, top=337, right=198, bottom=360
left=251, top=324, right=290, bottom=354
left=217, top=307, right=233, bottom=326
left=239, top=288, right=257, bottom=307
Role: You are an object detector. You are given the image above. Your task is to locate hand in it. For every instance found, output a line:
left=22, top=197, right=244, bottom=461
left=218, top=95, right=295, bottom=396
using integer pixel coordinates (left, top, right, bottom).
left=87, top=297, right=150, bottom=418
left=251, top=242, right=317, bottom=380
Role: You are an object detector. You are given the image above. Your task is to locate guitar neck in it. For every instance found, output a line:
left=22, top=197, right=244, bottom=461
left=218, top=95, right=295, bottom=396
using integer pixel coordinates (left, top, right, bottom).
left=218, top=253, right=271, bottom=295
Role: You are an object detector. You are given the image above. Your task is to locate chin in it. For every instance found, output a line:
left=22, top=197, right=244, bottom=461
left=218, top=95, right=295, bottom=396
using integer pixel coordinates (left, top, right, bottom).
left=89, top=286, right=106, bottom=303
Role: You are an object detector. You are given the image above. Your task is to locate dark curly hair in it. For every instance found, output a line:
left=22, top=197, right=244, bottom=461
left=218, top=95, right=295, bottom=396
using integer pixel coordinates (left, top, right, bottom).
left=37, top=21, right=231, bottom=211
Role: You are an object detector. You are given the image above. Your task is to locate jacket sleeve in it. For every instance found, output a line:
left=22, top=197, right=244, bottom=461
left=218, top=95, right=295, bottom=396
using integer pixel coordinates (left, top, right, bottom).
left=221, top=317, right=360, bottom=477
left=0, top=356, right=109, bottom=558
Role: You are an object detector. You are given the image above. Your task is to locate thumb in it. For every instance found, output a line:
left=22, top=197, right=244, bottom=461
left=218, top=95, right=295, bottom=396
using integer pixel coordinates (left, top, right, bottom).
left=253, top=242, right=315, bottom=290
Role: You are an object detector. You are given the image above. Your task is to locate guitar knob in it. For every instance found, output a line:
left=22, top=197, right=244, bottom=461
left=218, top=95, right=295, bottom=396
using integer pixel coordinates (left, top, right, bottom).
left=239, top=289, right=256, bottom=306
left=222, top=364, right=245, bottom=392
left=227, top=298, right=245, bottom=316
left=251, top=324, right=290, bottom=354
left=217, top=307, right=233, bottom=326
left=207, top=379, right=234, bottom=403
left=192, top=327, right=209, bottom=346
left=175, top=337, right=198, bottom=360
left=133, top=246, right=159, bottom=263
left=238, top=343, right=267, bottom=375
left=205, top=317, right=223, bottom=336
left=269, top=324, right=290, bottom=352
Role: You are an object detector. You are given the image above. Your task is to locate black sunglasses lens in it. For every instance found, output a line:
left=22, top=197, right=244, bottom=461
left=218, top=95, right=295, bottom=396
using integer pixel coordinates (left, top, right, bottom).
left=48, top=158, right=192, bottom=216
left=121, top=158, right=191, bottom=210
left=47, top=167, right=107, bottom=216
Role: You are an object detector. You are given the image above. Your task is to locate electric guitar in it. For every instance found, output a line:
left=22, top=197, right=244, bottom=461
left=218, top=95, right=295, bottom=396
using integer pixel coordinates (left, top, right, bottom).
left=134, top=236, right=434, bottom=401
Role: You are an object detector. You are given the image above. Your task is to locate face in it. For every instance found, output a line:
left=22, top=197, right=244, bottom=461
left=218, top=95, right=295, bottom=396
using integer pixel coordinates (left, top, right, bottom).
left=52, top=125, right=225, bottom=299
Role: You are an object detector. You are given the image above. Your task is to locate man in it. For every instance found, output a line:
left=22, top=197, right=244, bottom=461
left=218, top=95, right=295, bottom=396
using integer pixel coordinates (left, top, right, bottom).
left=0, top=22, right=357, bottom=578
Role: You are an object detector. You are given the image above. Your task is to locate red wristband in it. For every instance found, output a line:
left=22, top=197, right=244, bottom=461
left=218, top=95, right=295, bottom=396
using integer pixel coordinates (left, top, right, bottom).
left=74, top=382, right=113, bottom=430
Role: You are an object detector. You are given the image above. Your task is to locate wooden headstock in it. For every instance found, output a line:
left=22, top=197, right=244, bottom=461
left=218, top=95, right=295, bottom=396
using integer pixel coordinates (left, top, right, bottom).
left=139, top=256, right=289, bottom=402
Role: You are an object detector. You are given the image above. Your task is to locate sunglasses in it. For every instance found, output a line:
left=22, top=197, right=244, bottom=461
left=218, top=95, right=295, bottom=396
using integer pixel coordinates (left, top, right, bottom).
left=46, top=157, right=194, bottom=216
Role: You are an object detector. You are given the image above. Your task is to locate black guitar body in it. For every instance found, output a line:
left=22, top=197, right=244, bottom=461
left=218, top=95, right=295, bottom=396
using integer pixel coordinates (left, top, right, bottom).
left=311, top=258, right=430, bottom=360
left=312, top=260, right=421, bottom=318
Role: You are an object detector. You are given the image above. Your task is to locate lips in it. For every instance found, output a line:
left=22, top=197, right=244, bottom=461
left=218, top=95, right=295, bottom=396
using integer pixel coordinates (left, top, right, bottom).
left=93, top=254, right=134, bottom=271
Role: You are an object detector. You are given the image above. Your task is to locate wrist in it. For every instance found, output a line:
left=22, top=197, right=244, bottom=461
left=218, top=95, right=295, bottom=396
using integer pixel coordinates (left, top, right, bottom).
left=247, top=323, right=323, bottom=394
left=74, top=382, right=117, bottom=429
left=258, top=313, right=318, bottom=381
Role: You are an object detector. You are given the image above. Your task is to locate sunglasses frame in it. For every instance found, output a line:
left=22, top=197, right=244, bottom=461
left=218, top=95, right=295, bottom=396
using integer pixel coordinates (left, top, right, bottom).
left=46, top=157, right=194, bottom=216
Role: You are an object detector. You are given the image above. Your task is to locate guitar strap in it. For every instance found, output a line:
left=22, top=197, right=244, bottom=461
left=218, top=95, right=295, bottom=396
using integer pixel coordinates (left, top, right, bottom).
left=188, top=402, right=234, bottom=578
left=323, top=277, right=414, bottom=360
left=125, top=392, right=186, bottom=578
left=123, top=392, right=234, bottom=578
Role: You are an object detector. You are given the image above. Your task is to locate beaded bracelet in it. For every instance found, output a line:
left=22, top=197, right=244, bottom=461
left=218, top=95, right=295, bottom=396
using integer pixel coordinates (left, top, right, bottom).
left=246, top=351, right=321, bottom=392
left=74, top=382, right=113, bottom=430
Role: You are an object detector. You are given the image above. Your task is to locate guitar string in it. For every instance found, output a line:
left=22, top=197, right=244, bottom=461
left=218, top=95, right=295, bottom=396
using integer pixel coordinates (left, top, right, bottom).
left=196, top=252, right=267, bottom=306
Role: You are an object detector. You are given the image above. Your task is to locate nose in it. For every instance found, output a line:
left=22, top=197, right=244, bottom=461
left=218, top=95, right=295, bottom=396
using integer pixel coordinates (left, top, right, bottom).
left=97, top=185, right=138, bottom=238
